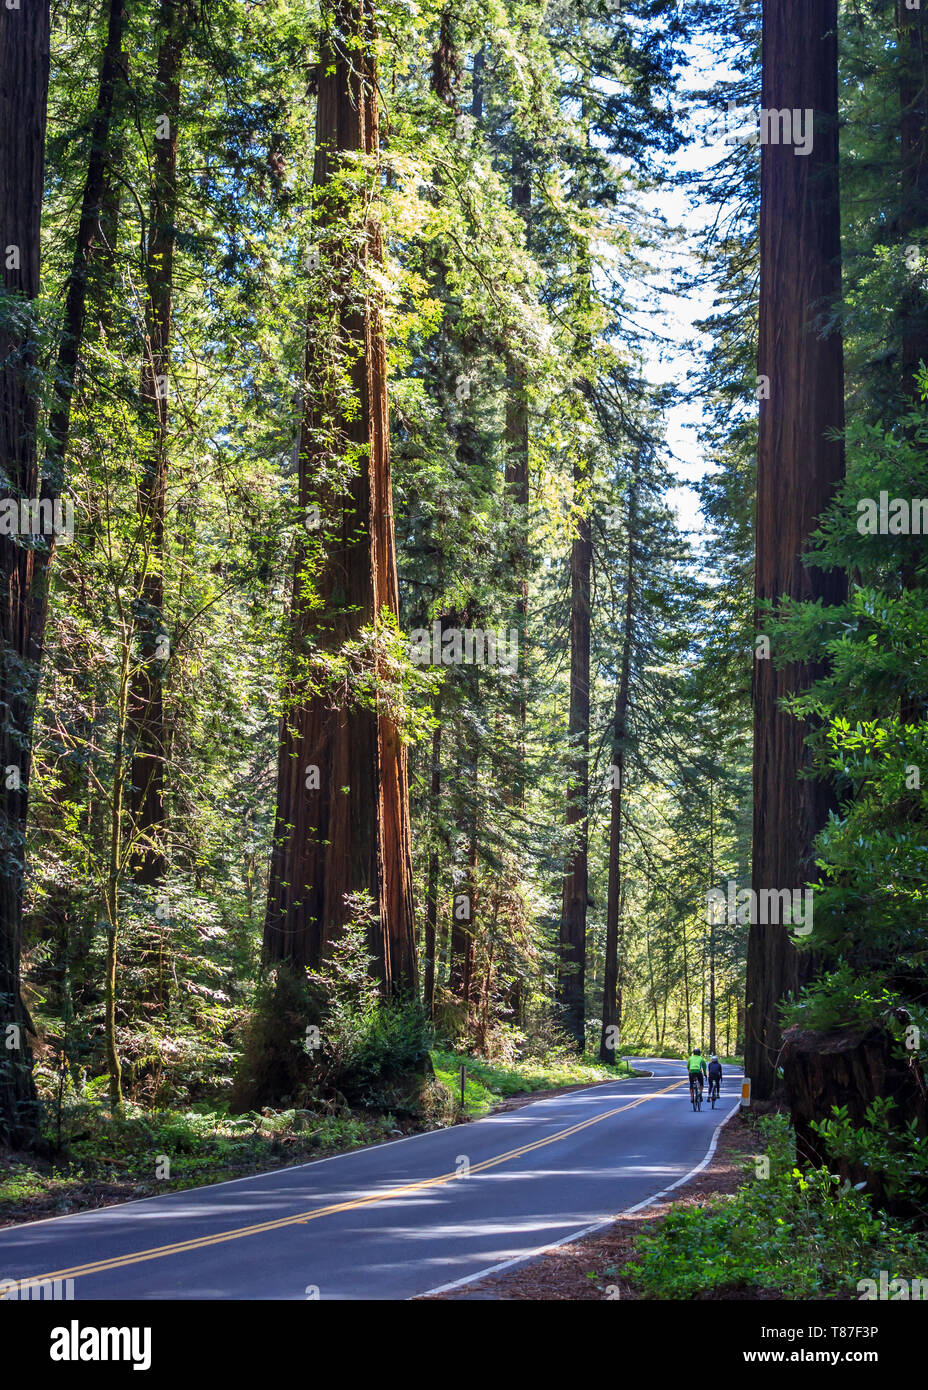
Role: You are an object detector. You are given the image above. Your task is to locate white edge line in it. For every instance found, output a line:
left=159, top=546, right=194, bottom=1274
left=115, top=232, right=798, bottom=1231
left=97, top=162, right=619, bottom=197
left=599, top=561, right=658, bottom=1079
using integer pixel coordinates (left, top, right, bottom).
left=0, top=1064, right=666, bottom=1238
left=413, top=1095, right=742, bottom=1299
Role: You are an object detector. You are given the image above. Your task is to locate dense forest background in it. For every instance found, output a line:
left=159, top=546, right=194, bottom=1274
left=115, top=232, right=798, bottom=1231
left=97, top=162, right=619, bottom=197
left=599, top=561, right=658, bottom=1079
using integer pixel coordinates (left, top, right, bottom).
left=1, top=0, right=926, bottom=1275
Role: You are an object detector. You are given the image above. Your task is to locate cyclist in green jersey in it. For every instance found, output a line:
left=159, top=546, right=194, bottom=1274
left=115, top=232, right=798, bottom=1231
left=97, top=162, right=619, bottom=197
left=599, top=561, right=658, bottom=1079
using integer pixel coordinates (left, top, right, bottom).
left=686, top=1048, right=708, bottom=1103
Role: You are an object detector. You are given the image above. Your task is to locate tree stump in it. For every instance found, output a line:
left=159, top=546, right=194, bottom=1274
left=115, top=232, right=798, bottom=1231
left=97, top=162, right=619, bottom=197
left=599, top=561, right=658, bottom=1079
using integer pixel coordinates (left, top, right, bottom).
left=782, top=1023, right=928, bottom=1216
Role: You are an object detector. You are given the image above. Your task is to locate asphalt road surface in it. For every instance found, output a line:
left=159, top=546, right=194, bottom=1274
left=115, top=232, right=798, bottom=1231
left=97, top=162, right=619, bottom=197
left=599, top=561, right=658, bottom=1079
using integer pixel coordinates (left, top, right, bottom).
left=0, top=1059, right=741, bottom=1300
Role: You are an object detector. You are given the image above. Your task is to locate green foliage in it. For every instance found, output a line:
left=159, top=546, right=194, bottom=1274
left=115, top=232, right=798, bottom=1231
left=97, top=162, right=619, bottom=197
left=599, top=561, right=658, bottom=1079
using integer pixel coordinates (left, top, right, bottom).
left=781, top=962, right=911, bottom=1035
left=767, top=376, right=928, bottom=1198
left=630, top=1115, right=928, bottom=1299
left=307, top=906, right=433, bottom=1108
left=1, top=1095, right=403, bottom=1222
left=231, top=908, right=433, bottom=1115
left=431, top=1047, right=631, bottom=1117
left=228, top=967, right=323, bottom=1114
left=814, top=1099, right=928, bottom=1210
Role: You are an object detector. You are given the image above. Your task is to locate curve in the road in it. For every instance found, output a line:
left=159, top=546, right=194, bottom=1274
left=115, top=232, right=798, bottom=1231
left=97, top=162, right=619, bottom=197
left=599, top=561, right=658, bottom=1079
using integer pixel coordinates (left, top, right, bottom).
left=0, top=1059, right=743, bottom=1300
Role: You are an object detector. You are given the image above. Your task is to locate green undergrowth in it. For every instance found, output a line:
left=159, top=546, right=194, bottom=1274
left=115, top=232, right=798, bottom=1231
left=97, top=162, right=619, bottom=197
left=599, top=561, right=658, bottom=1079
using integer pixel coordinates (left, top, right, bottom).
left=432, top=1049, right=633, bottom=1118
left=627, top=1113, right=928, bottom=1299
left=0, top=1100, right=407, bottom=1226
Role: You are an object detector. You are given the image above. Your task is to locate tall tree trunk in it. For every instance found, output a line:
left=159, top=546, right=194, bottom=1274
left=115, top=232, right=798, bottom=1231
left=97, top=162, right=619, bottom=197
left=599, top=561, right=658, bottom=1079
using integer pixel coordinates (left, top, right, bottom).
left=558, top=453, right=590, bottom=1051
left=504, top=149, right=530, bottom=804
left=560, top=99, right=595, bottom=1055
left=36, top=0, right=127, bottom=1017
left=263, top=0, right=416, bottom=995
left=127, top=0, right=187, bottom=884
left=682, top=918, right=692, bottom=1054
left=600, top=474, right=637, bottom=1063
left=896, top=2, right=928, bottom=643
left=46, top=0, right=126, bottom=480
left=449, top=739, right=477, bottom=1011
left=438, top=879, right=450, bottom=985
left=0, top=0, right=51, bottom=1147
left=897, top=0, right=928, bottom=399
left=422, top=695, right=442, bottom=1017
left=463, top=794, right=478, bottom=1010
left=784, top=6, right=928, bottom=1175
left=660, top=948, right=668, bottom=1047
left=102, top=636, right=134, bottom=1108
left=746, top=0, right=845, bottom=1099
left=707, top=781, right=716, bottom=1055
left=471, top=47, right=483, bottom=121
left=646, top=925, right=659, bottom=1047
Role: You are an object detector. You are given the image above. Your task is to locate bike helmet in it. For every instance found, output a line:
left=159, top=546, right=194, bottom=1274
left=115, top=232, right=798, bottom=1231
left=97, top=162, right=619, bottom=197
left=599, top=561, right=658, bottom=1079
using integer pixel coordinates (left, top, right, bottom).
left=693, top=1048, right=701, bottom=1054
left=710, top=1054, right=718, bottom=1061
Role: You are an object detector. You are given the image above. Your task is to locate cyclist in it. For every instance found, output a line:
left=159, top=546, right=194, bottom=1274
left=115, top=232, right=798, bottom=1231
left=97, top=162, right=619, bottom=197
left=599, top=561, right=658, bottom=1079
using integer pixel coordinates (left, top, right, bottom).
left=686, top=1047, right=707, bottom=1105
left=707, top=1054, right=722, bottom=1104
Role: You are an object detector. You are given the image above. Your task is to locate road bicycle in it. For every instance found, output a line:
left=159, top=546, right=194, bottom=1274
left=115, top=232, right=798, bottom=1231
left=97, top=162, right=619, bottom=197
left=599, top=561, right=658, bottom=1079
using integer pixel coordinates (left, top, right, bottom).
left=708, top=1078, right=720, bottom=1109
left=689, top=1074, right=702, bottom=1111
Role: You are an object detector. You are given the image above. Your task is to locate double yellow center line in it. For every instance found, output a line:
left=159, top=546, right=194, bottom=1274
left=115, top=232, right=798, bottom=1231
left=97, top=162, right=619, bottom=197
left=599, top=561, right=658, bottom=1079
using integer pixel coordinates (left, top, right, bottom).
left=6, top=1078, right=684, bottom=1293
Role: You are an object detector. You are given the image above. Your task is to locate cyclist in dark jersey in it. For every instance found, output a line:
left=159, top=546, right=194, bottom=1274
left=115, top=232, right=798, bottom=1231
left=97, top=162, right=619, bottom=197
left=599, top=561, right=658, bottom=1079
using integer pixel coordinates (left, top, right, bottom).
left=707, top=1055, right=723, bottom=1102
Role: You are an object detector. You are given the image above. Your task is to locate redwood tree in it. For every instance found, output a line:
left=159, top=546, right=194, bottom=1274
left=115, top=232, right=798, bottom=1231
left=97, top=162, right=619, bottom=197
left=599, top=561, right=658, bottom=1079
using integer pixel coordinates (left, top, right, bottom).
left=422, top=692, right=442, bottom=1017
left=897, top=0, right=928, bottom=399
left=504, top=144, right=531, bottom=805
left=127, top=0, right=190, bottom=884
left=0, top=0, right=51, bottom=1145
left=263, top=0, right=416, bottom=995
left=746, top=0, right=845, bottom=1099
left=558, top=453, right=591, bottom=1050
left=600, top=470, right=637, bottom=1064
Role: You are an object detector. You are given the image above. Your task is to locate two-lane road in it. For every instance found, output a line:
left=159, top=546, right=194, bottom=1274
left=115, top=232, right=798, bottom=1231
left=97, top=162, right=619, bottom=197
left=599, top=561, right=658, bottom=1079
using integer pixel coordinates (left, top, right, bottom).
left=0, top=1060, right=741, bottom=1299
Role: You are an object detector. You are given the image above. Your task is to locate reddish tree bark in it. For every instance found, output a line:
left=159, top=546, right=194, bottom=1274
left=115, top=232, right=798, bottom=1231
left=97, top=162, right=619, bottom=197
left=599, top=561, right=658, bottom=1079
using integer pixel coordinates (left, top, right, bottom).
left=422, top=697, right=442, bottom=1017
left=897, top=1, right=928, bottom=397
left=46, top=0, right=126, bottom=478
left=558, top=453, right=591, bottom=1050
left=128, top=0, right=189, bottom=884
left=504, top=150, right=530, bottom=805
left=0, top=0, right=51, bottom=1145
left=448, top=739, right=477, bottom=1008
left=36, top=0, right=126, bottom=1013
left=559, top=117, right=594, bottom=1052
left=746, top=0, right=846, bottom=1099
left=707, top=782, right=716, bottom=1055
left=601, top=472, right=637, bottom=1064
left=264, top=0, right=416, bottom=995
left=782, top=1024, right=928, bottom=1216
